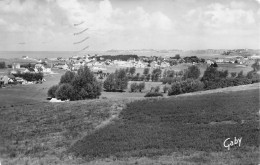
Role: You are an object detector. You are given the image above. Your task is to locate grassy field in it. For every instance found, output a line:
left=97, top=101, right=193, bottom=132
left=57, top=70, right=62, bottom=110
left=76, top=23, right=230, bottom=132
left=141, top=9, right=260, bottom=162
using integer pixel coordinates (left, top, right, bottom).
left=0, top=63, right=259, bottom=164
left=69, top=88, right=259, bottom=164
left=0, top=84, right=259, bottom=164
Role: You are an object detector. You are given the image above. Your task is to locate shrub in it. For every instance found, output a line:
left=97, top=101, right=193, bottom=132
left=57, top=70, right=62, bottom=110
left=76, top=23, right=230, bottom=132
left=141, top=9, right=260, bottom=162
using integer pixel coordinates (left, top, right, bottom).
left=168, top=79, right=204, bottom=96
left=161, top=77, right=182, bottom=84
left=130, top=83, right=138, bottom=92
left=154, top=86, right=160, bottom=93
left=203, top=78, right=253, bottom=90
left=251, top=59, right=260, bottom=71
left=55, top=83, right=75, bottom=101
left=246, top=71, right=260, bottom=83
left=130, top=82, right=145, bottom=92
left=137, top=82, right=145, bottom=92
left=144, top=92, right=163, bottom=97
left=231, top=72, right=237, bottom=77
left=237, top=71, right=245, bottom=78
left=0, top=62, right=6, bottom=69
left=13, top=72, right=43, bottom=81
left=47, top=85, right=59, bottom=98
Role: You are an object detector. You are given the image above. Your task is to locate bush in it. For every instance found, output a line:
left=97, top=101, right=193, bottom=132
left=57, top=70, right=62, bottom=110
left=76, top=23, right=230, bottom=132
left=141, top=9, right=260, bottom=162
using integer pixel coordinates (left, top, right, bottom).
left=154, top=86, right=160, bottom=93
left=0, top=62, right=6, bottom=69
left=55, top=83, right=75, bottom=101
left=130, top=83, right=138, bottom=92
left=48, top=66, right=101, bottom=100
left=144, top=92, right=163, bottom=97
left=130, top=82, right=145, bottom=92
left=246, top=71, right=260, bottom=83
left=203, top=78, right=253, bottom=90
left=231, top=72, right=237, bottom=77
left=237, top=71, right=245, bottom=78
left=137, top=82, right=145, bottom=92
left=168, top=79, right=204, bottom=96
left=161, top=77, right=182, bottom=84
left=47, top=85, right=59, bottom=98
left=13, top=72, right=43, bottom=81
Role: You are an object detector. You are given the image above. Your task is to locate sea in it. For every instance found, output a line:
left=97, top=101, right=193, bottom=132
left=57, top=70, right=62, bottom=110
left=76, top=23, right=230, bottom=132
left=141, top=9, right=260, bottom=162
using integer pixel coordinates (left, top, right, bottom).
left=0, top=51, right=182, bottom=59
left=0, top=51, right=103, bottom=59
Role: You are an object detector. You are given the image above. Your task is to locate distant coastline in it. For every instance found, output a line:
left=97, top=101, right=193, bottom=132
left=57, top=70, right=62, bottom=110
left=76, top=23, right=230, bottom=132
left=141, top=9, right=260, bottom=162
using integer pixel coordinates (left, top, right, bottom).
left=0, top=49, right=259, bottom=59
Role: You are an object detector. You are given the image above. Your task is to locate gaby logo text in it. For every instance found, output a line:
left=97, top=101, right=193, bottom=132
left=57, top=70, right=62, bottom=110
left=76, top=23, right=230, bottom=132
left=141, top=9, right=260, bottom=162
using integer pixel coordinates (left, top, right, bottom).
left=223, top=137, right=242, bottom=150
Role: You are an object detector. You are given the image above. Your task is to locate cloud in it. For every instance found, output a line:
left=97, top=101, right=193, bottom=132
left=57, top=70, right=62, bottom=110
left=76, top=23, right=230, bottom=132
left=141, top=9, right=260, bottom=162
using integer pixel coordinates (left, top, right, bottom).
left=184, top=1, right=257, bottom=35
left=56, top=0, right=173, bottom=32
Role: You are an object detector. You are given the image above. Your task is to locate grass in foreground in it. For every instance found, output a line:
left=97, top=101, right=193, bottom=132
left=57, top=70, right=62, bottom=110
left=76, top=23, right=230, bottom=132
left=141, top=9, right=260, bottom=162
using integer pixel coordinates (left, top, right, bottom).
left=0, top=99, right=130, bottom=163
left=69, top=89, right=259, bottom=164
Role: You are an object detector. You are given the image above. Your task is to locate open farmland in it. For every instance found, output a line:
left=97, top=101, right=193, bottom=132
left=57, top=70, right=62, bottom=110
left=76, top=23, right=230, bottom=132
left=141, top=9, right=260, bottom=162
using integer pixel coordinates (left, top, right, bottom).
left=69, top=87, right=260, bottom=164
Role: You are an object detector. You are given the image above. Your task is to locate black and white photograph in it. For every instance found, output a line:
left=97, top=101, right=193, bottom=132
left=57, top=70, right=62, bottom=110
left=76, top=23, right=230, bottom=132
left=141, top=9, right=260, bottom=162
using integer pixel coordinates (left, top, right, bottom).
left=0, top=0, right=259, bottom=164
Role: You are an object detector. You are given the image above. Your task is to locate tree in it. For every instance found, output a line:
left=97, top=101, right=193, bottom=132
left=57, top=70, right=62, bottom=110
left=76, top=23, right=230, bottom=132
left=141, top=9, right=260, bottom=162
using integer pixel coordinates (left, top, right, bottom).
left=0, top=62, right=6, bottom=69
left=137, top=82, right=145, bottom=92
left=55, top=83, right=75, bottom=101
left=48, top=85, right=59, bottom=98
left=251, top=59, right=260, bottom=71
left=231, top=72, right=237, bottom=78
left=183, top=65, right=201, bottom=80
left=51, top=66, right=102, bottom=100
left=151, top=68, right=162, bottom=82
left=60, top=71, right=75, bottom=84
left=201, top=67, right=220, bottom=82
left=71, top=67, right=102, bottom=99
left=103, top=73, right=116, bottom=91
left=129, top=67, right=136, bottom=75
left=130, top=83, right=138, bottom=92
left=143, top=68, right=150, bottom=75
left=210, top=62, right=218, bottom=67
left=174, top=54, right=181, bottom=60
left=115, top=69, right=128, bottom=91
left=237, top=71, right=244, bottom=78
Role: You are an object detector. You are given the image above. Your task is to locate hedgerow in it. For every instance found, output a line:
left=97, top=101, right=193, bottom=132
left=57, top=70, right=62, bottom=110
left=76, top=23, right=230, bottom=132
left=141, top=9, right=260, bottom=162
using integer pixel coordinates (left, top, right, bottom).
left=144, top=92, right=163, bottom=97
left=168, top=79, right=204, bottom=96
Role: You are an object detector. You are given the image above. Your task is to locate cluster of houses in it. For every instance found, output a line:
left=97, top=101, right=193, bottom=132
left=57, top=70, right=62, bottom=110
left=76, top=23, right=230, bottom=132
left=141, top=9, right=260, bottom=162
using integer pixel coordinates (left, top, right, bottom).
left=206, top=56, right=254, bottom=65
left=48, top=53, right=260, bottom=73
left=51, top=54, right=180, bottom=72
left=0, top=63, right=49, bottom=87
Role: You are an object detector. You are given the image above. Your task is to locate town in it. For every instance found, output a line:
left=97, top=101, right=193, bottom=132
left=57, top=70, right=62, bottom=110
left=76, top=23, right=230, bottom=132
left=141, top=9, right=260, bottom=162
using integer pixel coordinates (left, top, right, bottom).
left=1, top=49, right=259, bottom=86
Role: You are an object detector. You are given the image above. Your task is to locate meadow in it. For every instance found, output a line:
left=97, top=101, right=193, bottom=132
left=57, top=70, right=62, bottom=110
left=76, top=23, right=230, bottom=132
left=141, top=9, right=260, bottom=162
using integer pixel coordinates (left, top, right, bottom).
left=0, top=62, right=259, bottom=164
left=69, top=88, right=259, bottom=164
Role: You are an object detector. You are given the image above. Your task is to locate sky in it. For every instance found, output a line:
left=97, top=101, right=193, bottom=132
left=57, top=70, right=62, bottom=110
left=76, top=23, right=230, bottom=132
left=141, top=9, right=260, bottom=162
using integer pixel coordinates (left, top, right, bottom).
left=0, top=0, right=259, bottom=51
